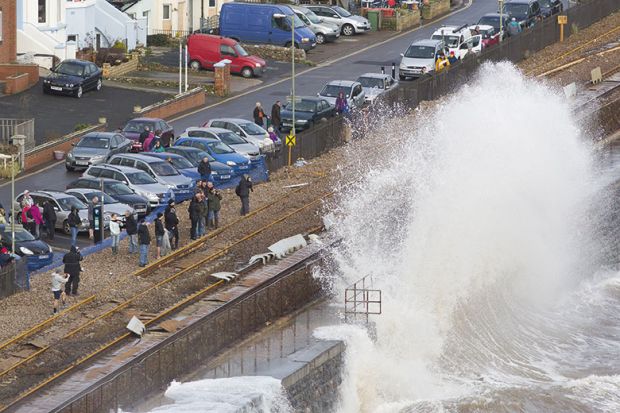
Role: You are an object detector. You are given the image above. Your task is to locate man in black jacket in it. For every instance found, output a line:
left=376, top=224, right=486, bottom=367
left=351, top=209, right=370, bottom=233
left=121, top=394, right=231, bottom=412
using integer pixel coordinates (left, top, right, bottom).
left=63, top=246, right=82, bottom=296
left=197, top=157, right=211, bottom=181
left=271, top=100, right=282, bottom=131
left=138, top=219, right=151, bottom=267
left=165, top=200, right=180, bottom=250
left=188, top=193, right=201, bottom=240
left=124, top=210, right=138, bottom=254
left=235, top=174, right=253, bottom=216
left=42, top=199, right=57, bottom=240
left=155, top=212, right=165, bottom=259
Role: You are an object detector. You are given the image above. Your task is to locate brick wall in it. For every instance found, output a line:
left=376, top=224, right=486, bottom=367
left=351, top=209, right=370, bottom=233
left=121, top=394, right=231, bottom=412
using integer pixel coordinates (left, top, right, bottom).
left=0, top=64, right=39, bottom=94
left=24, top=124, right=106, bottom=171
left=136, top=88, right=206, bottom=119
left=0, top=0, right=16, bottom=64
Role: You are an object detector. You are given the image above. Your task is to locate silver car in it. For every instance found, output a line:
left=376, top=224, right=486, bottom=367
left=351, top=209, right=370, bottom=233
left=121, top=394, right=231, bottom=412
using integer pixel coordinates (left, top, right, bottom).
left=356, top=73, right=399, bottom=104
left=306, top=5, right=370, bottom=36
left=14, top=190, right=90, bottom=234
left=65, top=189, right=131, bottom=225
left=179, top=127, right=261, bottom=161
left=83, top=164, right=175, bottom=207
left=206, top=118, right=279, bottom=154
left=65, top=132, right=132, bottom=171
left=291, top=5, right=341, bottom=44
left=399, top=39, right=445, bottom=80
left=318, top=80, right=366, bottom=109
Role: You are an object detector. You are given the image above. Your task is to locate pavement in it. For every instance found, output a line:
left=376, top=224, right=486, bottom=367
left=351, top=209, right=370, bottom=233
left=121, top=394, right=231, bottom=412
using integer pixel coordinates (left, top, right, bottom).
left=0, top=0, right=532, bottom=251
left=0, top=80, right=170, bottom=144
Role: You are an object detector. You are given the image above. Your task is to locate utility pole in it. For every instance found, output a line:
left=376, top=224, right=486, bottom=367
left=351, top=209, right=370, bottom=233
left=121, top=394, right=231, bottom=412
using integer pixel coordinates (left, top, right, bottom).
left=11, top=155, right=15, bottom=254
left=201, top=0, right=205, bottom=30
left=499, top=0, right=504, bottom=42
left=290, top=14, right=295, bottom=167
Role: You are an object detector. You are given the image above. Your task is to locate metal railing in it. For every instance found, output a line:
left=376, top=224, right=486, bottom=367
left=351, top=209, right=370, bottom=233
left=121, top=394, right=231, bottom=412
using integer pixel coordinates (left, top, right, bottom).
left=344, top=274, right=382, bottom=323
left=0, top=119, right=35, bottom=151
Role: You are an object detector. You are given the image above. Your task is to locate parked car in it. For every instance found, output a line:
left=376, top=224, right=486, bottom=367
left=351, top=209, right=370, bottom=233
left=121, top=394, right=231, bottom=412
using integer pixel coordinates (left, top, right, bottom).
left=306, top=5, right=370, bottom=36
left=355, top=73, right=399, bottom=104
left=291, top=5, right=340, bottom=44
left=502, top=0, right=542, bottom=28
left=477, top=13, right=512, bottom=39
left=0, top=227, right=53, bottom=271
left=121, top=117, right=175, bottom=148
left=108, top=153, right=194, bottom=200
left=14, top=191, right=90, bottom=234
left=65, top=132, right=132, bottom=171
left=187, top=34, right=266, bottom=78
left=399, top=39, right=445, bottom=80
left=65, top=189, right=130, bottom=225
left=219, top=3, right=317, bottom=50
left=141, top=152, right=204, bottom=181
left=164, top=146, right=237, bottom=184
left=431, top=25, right=481, bottom=59
left=179, top=127, right=261, bottom=162
left=318, top=80, right=366, bottom=109
left=83, top=164, right=174, bottom=207
left=174, top=137, right=252, bottom=175
left=66, top=178, right=150, bottom=217
left=469, top=24, right=500, bottom=48
left=539, top=0, right=563, bottom=18
left=205, top=119, right=277, bottom=154
left=42, top=59, right=102, bottom=98
left=280, top=97, right=335, bottom=132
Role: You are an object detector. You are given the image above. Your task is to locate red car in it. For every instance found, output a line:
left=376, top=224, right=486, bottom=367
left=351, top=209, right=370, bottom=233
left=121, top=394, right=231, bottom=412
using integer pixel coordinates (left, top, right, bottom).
left=469, top=24, right=500, bottom=48
left=187, top=34, right=266, bottom=78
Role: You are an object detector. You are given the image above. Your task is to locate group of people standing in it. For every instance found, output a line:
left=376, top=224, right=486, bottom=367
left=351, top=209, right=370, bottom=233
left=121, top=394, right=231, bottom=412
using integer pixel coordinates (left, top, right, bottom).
left=19, top=191, right=58, bottom=241
left=253, top=100, right=282, bottom=131
left=138, top=126, right=166, bottom=152
left=188, top=180, right=223, bottom=241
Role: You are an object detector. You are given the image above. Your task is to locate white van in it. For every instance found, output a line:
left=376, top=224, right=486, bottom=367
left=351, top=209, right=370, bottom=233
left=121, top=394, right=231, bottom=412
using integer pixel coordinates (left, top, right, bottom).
left=431, top=25, right=481, bottom=59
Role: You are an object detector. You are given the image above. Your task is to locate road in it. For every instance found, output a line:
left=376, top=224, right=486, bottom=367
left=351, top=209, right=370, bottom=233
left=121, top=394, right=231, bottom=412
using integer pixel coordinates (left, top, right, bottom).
left=0, top=0, right=514, bottom=251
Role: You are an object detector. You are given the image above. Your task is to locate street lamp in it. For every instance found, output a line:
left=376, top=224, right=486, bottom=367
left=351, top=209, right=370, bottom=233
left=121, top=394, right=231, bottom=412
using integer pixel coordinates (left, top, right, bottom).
left=498, top=0, right=504, bottom=42
left=275, top=13, right=295, bottom=166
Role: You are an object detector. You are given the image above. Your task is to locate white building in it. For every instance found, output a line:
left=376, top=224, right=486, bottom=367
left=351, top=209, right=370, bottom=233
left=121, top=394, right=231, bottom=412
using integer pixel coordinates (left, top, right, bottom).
left=65, top=0, right=147, bottom=51
left=124, top=0, right=228, bottom=36
left=16, top=0, right=76, bottom=68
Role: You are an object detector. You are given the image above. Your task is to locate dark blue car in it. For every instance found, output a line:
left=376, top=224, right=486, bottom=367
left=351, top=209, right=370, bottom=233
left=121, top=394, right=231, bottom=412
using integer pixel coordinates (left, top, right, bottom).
left=42, top=59, right=103, bottom=98
left=174, top=137, right=252, bottom=175
left=163, top=147, right=237, bottom=183
left=0, top=227, right=54, bottom=271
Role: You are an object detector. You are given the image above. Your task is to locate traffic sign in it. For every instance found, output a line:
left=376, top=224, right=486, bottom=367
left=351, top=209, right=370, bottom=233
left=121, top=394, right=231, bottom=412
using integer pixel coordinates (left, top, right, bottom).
left=557, top=15, right=567, bottom=24
left=286, top=134, right=296, bottom=146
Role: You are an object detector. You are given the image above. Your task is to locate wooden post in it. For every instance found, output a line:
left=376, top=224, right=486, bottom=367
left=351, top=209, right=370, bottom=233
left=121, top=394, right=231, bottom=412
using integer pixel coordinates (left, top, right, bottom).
left=558, top=15, right=567, bottom=42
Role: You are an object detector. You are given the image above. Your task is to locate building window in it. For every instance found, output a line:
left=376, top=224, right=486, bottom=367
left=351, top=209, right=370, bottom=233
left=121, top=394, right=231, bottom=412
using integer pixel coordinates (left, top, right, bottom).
left=209, top=0, right=216, bottom=8
left=38, top=0, right=46, bottom=23
left=162, top=4, right=171, bottom=19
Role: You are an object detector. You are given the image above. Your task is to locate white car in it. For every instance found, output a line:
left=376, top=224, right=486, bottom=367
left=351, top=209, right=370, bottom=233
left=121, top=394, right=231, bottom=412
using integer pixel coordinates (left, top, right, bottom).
left=431, top=25, right=482, bottom=59
left=318, top=80, right=366, bottom=109
left=355, top=73, right=399, bottom=104
left=179, top=127, right=261, bottom=161
left=399, top=39, right=445, bottom=80
left=205, top=118, right=277, bottom=154
left=306, top=5, right=370, bottom=36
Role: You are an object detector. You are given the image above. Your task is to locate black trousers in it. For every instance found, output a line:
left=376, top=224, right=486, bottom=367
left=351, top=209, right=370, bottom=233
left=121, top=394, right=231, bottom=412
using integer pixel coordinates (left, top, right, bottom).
left=190, top=217, right=199, bottom=240
left=65, top=273, right=80, bottom=295
left=168, top=227, right=179, bottom=249
left=46, top=220, right=56, bottom=240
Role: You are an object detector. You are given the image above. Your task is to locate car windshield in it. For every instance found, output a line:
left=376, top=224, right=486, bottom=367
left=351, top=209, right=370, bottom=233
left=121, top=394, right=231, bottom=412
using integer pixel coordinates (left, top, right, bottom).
left=305, top=10, right=322, bottom=24
left=333, top=6, right=351, bottom=17
left=357, top=77, right=384, bottom=89
left=57, top=196, right=87, bottom=211
left=126, top=172, right=157, bottom=185
left=54, top=62, right=84, bottom=77
left=181, top=150, right=215, bottom=165
left=480, top=27, right=495, bottom=37
left=538, top=0, right=552, bottom=6
left=81, top=191, right=119, bottom=204
left=165, top=156, right=194, bottom=169
left=208, top=141, right=235, bottom=154
left=504, top=3, right=529, bottom=16
left=2, top=228, right=35, bottom=242
left=234, top=44, right=249, bottom=57
left=77, top=136, right=109, bottom=149
left=151, top=161, right=179, bottom=176
left=404, top=45, right=436, bottom=58
left=239, top=123, right=265, bottom=136
left=285, top=100, right=317, bottom=112
left=431, top=34, right=459, bottom=47
left=123, top=120, right=155, bottom=133
left=217, top=131, right=247, bottom=145
left=321, top=84, right=351, bottom=97
left=105, top=182, right=134, bottom=195
left=478, top=16, right=500, bottom=27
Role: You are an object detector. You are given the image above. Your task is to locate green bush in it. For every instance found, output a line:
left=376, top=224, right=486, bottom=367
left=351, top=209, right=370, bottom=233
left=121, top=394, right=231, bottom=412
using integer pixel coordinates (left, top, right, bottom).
left=0, top=162, right=21, bottom=179
left=74, top=123, right=90, bottom=132
left=112, top=40, right=128, bottom=52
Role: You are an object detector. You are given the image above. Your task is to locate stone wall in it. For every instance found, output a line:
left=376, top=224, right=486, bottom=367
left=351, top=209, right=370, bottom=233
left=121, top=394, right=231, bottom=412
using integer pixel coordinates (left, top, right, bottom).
left=242, top=44, right=306, bottom=63
left=421, top=0, right=451, bottom=19
left=283, top=341, right=345, bottom=412
left=102, top=52, right=140, bottom=79
left=381, top=10, right=421, bottom=31
left=135, top=87, right=206, bottom=120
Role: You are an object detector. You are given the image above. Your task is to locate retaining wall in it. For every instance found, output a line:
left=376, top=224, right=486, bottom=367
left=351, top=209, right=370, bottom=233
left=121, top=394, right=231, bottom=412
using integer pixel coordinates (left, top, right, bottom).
left=0, top=63, right=39, bottom=95
left=134, top=87, right=206, bottom=119
left=102, top=52, right=140, bottom=79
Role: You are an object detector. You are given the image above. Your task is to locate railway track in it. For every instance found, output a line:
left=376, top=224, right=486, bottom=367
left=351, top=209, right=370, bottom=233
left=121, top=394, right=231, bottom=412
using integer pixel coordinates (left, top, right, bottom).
left=0, top=181, right=332, bottom=412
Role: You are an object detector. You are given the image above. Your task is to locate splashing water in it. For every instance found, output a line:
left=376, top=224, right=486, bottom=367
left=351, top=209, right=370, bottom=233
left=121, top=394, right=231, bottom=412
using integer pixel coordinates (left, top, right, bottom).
left=320, top=62, right=620, bottom=412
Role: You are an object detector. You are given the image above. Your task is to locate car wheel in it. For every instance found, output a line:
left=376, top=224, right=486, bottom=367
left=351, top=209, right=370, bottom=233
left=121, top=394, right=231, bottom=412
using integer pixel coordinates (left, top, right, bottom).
left=190, top=60, right=201, bottom=71
left=65, top=164, right=75, bottom=172
left=96, top=78, right=102, bottom=91
left=75, top=86, right=83, bottom=98
left=316, top=33, right=326, bottom=44
left=342, top=24, right=355, bottom=36
left=241, top=67, right=254, bottom=78
left=63, top=220, right=71, bottom=235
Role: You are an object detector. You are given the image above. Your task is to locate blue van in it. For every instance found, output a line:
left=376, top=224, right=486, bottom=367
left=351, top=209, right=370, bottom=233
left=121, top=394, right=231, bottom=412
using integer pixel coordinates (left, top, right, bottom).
left=219, top=3, right=317, bottom=51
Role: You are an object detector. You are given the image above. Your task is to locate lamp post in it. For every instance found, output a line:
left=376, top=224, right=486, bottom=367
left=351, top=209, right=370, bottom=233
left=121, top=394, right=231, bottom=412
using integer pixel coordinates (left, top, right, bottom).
left=11, top=154, right=15, bottom=254
left=499, top=0, right=504, bottom=42
left=291, top=13, right=295, bottom=167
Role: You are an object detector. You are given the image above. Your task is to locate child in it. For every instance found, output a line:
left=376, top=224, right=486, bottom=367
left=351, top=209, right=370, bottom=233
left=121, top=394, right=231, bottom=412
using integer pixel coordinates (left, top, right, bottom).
left=110, top=213, right=121, bottom=254
left=51, top=271, right=69, bottom=314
